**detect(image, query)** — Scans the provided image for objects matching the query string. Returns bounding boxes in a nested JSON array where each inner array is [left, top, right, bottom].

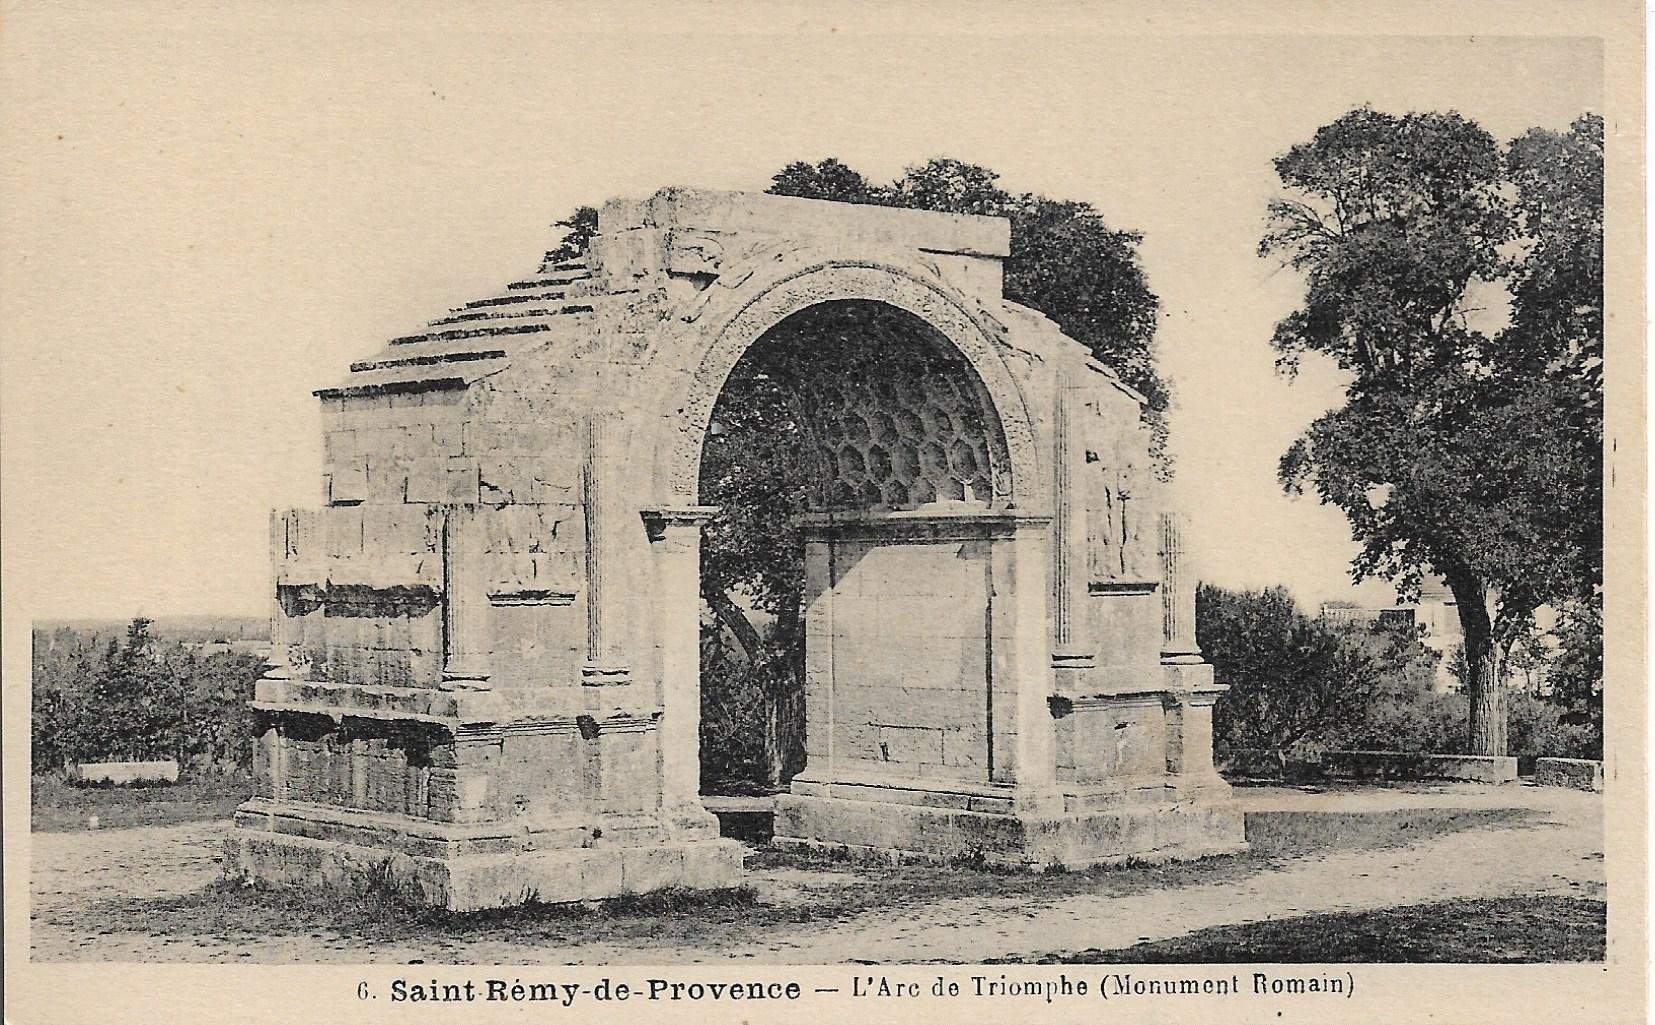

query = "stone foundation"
[[226, 801, 745, 912], [774, 777, 1245, 869]]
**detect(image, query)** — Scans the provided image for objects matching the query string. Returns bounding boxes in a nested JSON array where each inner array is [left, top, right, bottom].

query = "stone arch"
[[661, 259, 1044, 508]]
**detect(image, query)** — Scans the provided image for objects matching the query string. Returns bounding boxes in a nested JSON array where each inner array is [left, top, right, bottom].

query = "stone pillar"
[[643, 506, 721, 837], [581, 414, 632, 686], [799, 537, 835, 778], [1162, 672, 1228, 789], [991, 516, 1061, 812], [1159, 510, 1202, 663], [440, 503, 492, 690], [254, 719, 285, 802], [266, 509, 298, 679], [1050, 383, 1094, 676]]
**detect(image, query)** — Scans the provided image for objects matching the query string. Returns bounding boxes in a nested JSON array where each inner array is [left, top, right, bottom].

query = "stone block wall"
[[1083, 590, 1163, 691], [803, 535, 992, 784], [1323, 750, 1518, 784], [1053, 696, 1172, 784]]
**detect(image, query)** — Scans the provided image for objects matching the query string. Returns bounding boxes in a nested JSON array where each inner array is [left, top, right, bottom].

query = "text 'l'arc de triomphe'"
[[226, 188, 1247, 910]]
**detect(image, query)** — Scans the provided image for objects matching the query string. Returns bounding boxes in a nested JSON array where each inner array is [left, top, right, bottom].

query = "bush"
[[1200, 584, 1604, 764], [1199, 584, 1439, 755], [1507, 691, 1600, 763], [31, 619, 264, 777], [1341, 692, 1469, 755], [698, 627, 781, 793]]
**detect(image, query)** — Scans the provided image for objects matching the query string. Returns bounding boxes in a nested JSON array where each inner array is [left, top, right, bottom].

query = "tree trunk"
[[701, 585, 764, 662], [1443, 568, 1507, 756], [1465, 645, 1507, 756], [771, 586, 808, 787]]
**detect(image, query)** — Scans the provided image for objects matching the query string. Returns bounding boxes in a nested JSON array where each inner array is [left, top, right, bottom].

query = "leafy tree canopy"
[[1262, 108, 1603, 754], [1196, 583, 1438, 753], [768, 157, 1167, 457]]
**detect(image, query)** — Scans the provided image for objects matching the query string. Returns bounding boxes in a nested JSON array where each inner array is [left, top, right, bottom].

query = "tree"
[[31, 620, 264, 774], [768, 158, 1168, 459], [1548, 593, 1603, 753], [768, 157, 883, 204], [1504, 624, 1554, 694], [1262, 109, 1603, 755]]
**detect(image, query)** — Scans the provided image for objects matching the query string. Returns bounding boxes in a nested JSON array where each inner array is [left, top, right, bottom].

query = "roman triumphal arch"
[[227, 188, 1246, 910]]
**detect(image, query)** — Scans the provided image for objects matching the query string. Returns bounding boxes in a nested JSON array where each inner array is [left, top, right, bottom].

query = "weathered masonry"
[[226, 188, 1246, 910]]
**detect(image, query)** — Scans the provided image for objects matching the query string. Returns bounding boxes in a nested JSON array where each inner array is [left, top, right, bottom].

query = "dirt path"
[[29, 783, 1602, 964]]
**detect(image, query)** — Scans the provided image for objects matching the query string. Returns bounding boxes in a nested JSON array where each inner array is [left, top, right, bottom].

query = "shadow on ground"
[[41, 803, 1545, 960], [992, 895, 1606, 963], [1243, 804, 1558, 857]]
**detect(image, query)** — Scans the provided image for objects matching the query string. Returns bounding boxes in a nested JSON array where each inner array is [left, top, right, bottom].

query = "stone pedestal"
[[774, 777, 1243, 869], [226, 680, 744, 911]]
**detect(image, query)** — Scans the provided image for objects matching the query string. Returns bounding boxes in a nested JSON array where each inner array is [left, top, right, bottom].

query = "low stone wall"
[[1534, 757, 1603, 792], [75, 760, 180, 785], [1322, 750, 1517, 784], [1215, 750, 1328, 783]]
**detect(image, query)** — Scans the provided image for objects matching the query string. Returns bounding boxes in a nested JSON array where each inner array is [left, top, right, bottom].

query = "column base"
[[225, 801, 745, 912], [774, 777, 1246, 869]]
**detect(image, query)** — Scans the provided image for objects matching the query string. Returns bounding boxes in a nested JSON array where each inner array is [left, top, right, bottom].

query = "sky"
[[0, 5, 1603, 620]]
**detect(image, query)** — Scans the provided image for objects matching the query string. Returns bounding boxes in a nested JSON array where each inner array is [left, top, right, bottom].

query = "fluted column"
[[266, 509, 297, 679], [1159, 510, 1201, 663], [643, 506, 721, 837], [581, 414, 632, 686], [1050, 382, 1094, 675], [440, 503, 492, 690]]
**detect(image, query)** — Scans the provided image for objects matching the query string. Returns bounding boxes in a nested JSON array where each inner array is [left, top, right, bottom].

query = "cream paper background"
[[1, 1, 1644, 1022]]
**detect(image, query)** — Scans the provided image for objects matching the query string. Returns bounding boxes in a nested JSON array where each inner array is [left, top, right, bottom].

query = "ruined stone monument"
[[225, 187, 1246, 910]]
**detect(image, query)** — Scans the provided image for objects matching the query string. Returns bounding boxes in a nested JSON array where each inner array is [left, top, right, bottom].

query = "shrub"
[[1507, 691, 1600, 763], [1200, 584, 1604, 763], [1200, 584, 1438, 755], [698, 627, 780, 792], [31, 619, 263, 776], [1341, 692, 1469, 755]]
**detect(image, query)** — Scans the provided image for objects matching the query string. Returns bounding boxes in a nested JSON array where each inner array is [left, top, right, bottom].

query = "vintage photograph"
[[2, 3, 1640, 1023]]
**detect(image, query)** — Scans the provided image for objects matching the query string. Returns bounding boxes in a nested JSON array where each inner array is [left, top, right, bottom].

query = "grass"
[[1001, 896, 1605, 963], [37, 799, 1546, 962], [31, 775, 251, 833]]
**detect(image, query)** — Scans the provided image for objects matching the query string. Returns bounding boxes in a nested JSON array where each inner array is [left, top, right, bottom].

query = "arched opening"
[[694, 299, 1012, 798]]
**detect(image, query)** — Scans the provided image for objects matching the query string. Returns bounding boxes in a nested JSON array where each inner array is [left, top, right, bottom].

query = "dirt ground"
[[29, 781, 1603, 964]]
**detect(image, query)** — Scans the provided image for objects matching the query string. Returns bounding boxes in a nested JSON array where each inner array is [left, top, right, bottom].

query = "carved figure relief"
[[1083, 399, 1155, 584]]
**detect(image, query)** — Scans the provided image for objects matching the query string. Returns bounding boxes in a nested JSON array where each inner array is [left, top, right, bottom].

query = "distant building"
[[1320, 576, 1462, 693]]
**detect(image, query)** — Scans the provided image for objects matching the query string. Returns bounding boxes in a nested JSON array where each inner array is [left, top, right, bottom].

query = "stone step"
[[509, 269, 590, 291], [455, 288, 571, 312], [387, 309, 595, 347], [349, 348, 508, 374], [429, 301, 595, 328]]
